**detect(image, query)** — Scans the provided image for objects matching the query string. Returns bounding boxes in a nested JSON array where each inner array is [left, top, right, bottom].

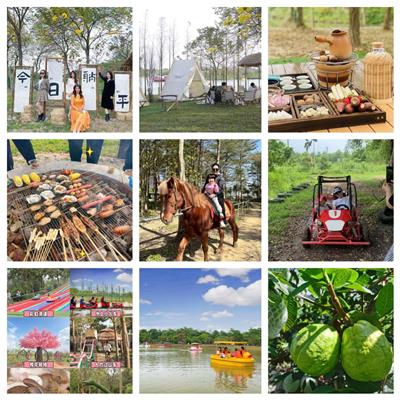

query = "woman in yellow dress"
[[70, 84, 90, 133]]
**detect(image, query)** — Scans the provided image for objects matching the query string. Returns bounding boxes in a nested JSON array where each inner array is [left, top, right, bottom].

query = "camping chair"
[[160, 95, 179, 112], [243, 90, 256, 105], [222, 90, 235, 104]]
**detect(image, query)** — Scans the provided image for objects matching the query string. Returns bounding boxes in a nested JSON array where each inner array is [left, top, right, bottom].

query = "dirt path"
[[140, 206, 261, 262], [269, 182, 393, 261]]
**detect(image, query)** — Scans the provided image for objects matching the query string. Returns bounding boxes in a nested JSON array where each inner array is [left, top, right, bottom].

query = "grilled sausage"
[[98, 210, 115, 219], [81, 195, 114, 210], [113, 225, 131, 235]]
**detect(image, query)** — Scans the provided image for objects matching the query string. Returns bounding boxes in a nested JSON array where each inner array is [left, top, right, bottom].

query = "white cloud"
[[113, 268, 124, 273], [200, 310, 234, 321], [197, 274, 219, 285], [140, 298, 152, 305], [145, 311, 184, 318], [215, 268, 253, 282], [7, 323, 18, 350], [116, 272, 132, 284], [202, 280, 261, 307], [58, 326, 70, 352]]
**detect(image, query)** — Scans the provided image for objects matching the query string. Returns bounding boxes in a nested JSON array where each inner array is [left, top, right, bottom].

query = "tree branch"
[[323, 270, 352, 325]]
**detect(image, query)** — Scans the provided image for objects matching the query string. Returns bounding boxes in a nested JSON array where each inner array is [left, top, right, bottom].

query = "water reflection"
[[210, 362, 254, 393], [140, 346, 261, 393]]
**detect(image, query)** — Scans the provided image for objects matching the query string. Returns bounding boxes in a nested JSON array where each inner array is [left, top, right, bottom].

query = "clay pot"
[[315, 30, 353, 60]]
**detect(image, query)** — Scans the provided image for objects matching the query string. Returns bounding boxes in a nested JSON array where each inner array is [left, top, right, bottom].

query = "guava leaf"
[[375, 283, 393, 316], [346, 282, 373, 294], [284, 295, 297, 331]]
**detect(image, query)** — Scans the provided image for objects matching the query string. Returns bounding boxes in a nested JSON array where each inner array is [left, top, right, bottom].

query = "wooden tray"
[[268, 90, 386, 132], [268, 96, 297, 126], [292, 93, 335, 120]]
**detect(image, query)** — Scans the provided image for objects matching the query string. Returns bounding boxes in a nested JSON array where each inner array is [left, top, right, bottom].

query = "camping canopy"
[[161, 59, 209, 101]]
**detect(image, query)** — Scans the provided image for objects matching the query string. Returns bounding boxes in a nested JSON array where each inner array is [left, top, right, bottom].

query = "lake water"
[[140, 345, 261, 393]]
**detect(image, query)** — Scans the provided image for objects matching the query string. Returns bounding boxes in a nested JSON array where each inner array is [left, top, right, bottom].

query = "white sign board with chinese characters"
[[47, 58, 65, 101], [13, 67, 32, 113], [80, 65, 97, 111], [114, 72, 131, 112]]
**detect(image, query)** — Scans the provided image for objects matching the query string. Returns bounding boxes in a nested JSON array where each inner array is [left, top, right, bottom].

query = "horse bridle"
[[171, 182, 192, 213]]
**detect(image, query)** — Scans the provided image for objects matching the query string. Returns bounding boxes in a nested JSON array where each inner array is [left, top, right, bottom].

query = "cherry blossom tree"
[[19, 327, 60, 362]]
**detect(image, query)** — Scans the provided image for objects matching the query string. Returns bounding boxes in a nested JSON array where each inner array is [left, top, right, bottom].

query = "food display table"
[[268, 62, 393, 132]]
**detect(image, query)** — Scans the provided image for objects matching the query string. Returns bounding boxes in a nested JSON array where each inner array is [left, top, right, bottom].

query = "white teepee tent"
[[161, 59, 209, 101]]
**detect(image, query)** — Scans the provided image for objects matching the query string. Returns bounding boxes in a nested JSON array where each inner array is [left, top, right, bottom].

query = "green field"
[[140, 102, 261, 132], [10, 139, 121, 157]]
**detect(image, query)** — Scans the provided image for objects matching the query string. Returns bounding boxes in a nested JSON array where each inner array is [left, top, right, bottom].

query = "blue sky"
[[70, 268, 132, 293], [140, 269, 261, 331], [281, 139, 350, 154], [8, 317, 70, 352]]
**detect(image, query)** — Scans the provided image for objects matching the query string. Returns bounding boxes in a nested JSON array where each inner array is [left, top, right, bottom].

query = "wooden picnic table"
[[269, 62, 393, 132]]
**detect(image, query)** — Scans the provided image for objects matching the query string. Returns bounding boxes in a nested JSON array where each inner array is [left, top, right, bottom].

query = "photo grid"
[[3, 1, 397, 399]]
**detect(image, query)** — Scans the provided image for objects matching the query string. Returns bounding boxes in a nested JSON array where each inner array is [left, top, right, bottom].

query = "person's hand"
[[382, 181, 393, 197]]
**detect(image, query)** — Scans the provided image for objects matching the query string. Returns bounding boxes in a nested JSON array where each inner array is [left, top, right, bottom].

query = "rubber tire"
[[379, 207, 393, 225], [302, 227, 311, 248]]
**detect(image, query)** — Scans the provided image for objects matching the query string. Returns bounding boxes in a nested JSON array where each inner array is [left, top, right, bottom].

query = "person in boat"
[[223, 347, 231, 357], [70, 296, 76, 307], [241, 346, 253, 359], [231, 348, 242, 358], [216, 347, 222, 355], [80, 297, 85, 308], [89, 297, 96, 305]]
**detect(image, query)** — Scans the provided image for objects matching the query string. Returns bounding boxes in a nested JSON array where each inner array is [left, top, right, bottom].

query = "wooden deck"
[[269, 62, 393, 132]]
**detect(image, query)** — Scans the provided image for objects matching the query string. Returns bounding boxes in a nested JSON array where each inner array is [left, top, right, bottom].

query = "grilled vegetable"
[[34, 212, 45, 222], [22, 175, 31, 185], [29, 172, 41, 182], [13, 176, 23, 188], [70, 173, 81, 181], [38, 217, 51, 226]]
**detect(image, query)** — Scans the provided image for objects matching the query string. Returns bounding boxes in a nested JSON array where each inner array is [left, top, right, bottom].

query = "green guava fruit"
[[342, 320, 393, 382], [290, 324, 340, 376], [268, 293, 288, 339]]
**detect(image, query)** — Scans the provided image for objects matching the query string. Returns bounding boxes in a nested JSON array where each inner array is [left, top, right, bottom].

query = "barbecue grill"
[[8, 161, 132, 262]]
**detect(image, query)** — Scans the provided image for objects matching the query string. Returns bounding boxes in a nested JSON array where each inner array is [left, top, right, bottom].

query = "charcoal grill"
[[8, 161, 132, 261]]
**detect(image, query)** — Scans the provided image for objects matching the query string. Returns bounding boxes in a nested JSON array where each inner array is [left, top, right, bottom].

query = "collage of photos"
[[4, 3, 397, 399], [7, 268, 133, 394]]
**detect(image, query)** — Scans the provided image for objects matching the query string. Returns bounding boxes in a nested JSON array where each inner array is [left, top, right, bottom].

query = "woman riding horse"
[[159, 176, 239, 261]]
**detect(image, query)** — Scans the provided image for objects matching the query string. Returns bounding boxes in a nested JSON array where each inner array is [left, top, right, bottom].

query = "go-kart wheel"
[[379, 207, 393, 224], [302, 227, 311, 248]]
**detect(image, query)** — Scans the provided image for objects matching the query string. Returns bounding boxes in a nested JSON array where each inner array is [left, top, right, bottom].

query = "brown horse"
[[158, 176, 239, 261]]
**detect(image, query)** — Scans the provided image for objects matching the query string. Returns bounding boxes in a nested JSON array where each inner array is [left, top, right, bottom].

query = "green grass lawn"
[[140, 102, 261, 132], [10, 139, 121, 158], [269, 171, 385, 238]]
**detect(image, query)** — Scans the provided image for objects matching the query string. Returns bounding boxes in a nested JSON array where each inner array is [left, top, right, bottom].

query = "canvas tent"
[[160, 59, 209, 111], [139, 87, 149, 107]]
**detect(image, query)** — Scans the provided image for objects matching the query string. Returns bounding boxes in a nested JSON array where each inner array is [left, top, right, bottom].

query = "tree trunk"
[[179, 140, 185, 180], [349, 8, 361, 47], [120, 313, 131, 368], [35, 347, 43, 362], [383, 8, 392, 30], [290, 8, 296, 22], [296, 8, 305, 28], [216, 140, 221, 164], [112, 318, 120, 361]]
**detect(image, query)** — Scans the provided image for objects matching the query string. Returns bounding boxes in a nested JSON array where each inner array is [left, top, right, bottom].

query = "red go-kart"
[[303, 176, 370, 247]]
